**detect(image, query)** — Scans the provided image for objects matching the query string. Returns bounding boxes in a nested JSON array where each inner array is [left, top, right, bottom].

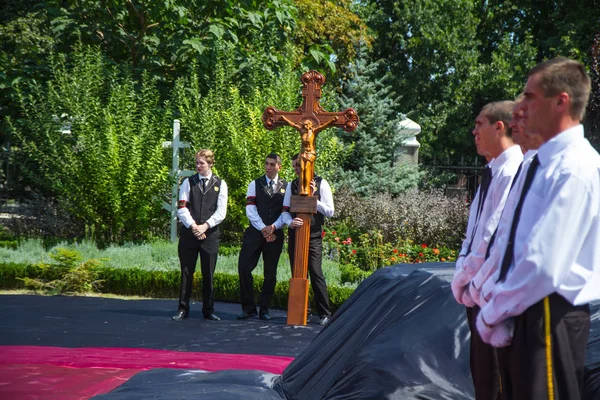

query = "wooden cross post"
[[262, 70, 359, 325]]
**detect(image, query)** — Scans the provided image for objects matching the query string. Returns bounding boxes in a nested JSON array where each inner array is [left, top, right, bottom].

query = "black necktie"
[[202, 178, 207, 191], [485, 162, 524, 260], [497, 155, 540, 282], [466, 166, 493, 255], [269, 179, 274, 193]]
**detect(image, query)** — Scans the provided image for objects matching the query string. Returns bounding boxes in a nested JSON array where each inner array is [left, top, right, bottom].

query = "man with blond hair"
[[173, 149, 228, 322]]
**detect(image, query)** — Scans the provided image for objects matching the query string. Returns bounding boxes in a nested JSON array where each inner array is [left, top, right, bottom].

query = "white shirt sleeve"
[[317, 178, 335, 218], [462, 172, 515, 278], [281, 182, 293, 227], [245, 181, 266, 231], [205, 180, 228, 228], [456, 191, 480, 269], [176, 178, 195, 228]]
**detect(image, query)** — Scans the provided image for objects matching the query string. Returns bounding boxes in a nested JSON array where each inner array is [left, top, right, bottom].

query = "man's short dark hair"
[[266, 153, 282, 165], [481, 100, 515, 137]]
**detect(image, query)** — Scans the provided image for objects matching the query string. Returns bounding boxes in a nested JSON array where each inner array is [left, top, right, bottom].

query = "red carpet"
[[0, 346, 294, 400]]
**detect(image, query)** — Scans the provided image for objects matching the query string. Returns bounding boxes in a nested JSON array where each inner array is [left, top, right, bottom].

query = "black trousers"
[[177, 232, 220, 317], [238, 227, 284, 315], [466, 306, 501, 400], [497, 293, 590, 400], [288, 228, 331, 318]]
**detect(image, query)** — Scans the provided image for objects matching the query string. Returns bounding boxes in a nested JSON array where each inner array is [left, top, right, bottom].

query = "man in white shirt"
[[451, 100, 523, 400], [237, 153, 288, 321], [477, 57, 598, 400], [282, 154, 335, 325], [173, 149, 228, 322], [470, 99, 544, 308]]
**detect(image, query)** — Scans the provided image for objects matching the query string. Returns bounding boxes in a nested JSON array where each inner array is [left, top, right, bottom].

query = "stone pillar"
[[395, 118, 421, 165]]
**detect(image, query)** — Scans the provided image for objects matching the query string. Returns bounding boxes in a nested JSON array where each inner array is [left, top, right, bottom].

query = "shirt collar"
[[200, 172, 212, 180], [488, 145, 522, 175], [523, 149, 538, 161], [537, 124, 584, 167], [266, 175, 278, 185]]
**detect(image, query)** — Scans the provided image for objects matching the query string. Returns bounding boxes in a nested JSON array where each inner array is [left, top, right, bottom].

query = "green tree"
[[9, 45, 172, 244], [292, 0, 372, 77], [336, 40, 422, 196]]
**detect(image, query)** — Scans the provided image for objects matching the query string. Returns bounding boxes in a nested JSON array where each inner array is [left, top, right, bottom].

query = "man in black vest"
[[282, 154, 334, 325], [172, 149, 228, 322], [237, 153, 287, 320]]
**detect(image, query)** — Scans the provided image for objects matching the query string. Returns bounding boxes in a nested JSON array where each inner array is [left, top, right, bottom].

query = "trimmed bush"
[[1, 262, 351, 313]]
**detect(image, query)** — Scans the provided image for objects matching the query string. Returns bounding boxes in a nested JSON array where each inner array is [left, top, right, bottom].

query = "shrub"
[[333, 187, 468, 249], [18, 248, 103, 295], [0, 225, 17, 249]]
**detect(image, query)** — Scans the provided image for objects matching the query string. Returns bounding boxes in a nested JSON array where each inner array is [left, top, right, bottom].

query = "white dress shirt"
[[481, 125, 600, 326], [475, 150, 538, 300], [281, 177, 334, 226], [245, 175, 285, 231], [459, 145, 523, 280], [177, 173, 228, 228]]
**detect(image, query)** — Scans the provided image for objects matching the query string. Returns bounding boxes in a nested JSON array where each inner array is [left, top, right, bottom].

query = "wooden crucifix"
[[262, 70, 359, 325]]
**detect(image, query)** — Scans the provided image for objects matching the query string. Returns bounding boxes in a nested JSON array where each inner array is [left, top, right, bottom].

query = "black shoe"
[[171, 311, 187, 321], [319, 316, 330, 326], [259, 313, 272, 321], [237, 311, 257, 320], [204, 313, 221, 321]]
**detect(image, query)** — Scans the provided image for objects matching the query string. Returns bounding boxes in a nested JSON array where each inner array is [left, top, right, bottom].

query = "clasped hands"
[[261, 224, 277, 243], [191, 222, 208, 240]]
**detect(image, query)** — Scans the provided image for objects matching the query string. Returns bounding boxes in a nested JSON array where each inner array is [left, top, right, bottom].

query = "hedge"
[[0, 262, 354, 313]]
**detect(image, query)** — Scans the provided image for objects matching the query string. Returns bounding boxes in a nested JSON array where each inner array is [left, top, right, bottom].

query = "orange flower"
[[433, 248, 440, 255], [441, 257, 446, 262], [390, 257, 397, 262]]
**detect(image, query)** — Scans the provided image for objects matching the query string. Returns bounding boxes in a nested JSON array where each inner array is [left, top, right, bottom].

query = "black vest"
[[181, 174, 222, 241], [290, 176, 325, 228], [255, 175, 287, 226]]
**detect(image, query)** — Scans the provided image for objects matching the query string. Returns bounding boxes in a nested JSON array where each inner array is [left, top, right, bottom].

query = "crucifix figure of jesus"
[[262, 70, 359, 195], [262, 70, 358, 326], [279, 116, 338, 195]]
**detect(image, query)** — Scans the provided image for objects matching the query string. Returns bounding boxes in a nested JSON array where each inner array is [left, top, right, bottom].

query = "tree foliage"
[[336, 40, 422, 196], [9, 45, 172, 244], [292, 0, 371, 77], [359, 0, 597, 164]]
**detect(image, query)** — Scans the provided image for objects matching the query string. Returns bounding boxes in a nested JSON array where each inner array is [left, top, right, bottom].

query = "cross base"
[[286, 195, 317, 325]]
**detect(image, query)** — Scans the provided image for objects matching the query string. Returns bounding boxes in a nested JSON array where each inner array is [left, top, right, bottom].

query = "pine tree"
[[336, 40, 422, 197]]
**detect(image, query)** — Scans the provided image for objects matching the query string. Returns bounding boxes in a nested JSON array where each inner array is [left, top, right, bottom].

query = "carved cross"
[[262, 70, 359, 134], [262, 70, 359, 195]]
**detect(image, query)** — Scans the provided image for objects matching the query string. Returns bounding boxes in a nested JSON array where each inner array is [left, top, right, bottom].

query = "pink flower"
[[335, 237, 340, 242], [346, 238, 352, 244]]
